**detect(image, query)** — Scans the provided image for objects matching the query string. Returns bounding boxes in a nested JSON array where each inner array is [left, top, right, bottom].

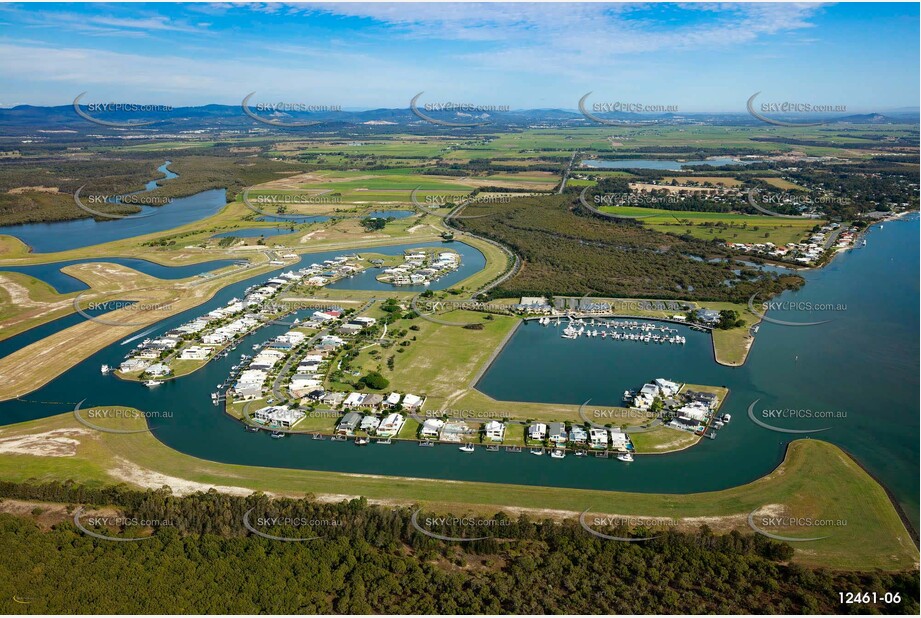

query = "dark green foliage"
[[454, 194, 803, 303], [0, 482, 916, 614], [359, 371, 389, 390]]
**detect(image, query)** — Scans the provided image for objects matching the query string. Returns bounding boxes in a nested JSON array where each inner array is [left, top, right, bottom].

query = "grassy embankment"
[[0, 410, 914, 572]]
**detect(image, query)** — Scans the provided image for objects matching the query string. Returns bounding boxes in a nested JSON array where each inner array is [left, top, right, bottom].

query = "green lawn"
[[0, 411, 914, 571]]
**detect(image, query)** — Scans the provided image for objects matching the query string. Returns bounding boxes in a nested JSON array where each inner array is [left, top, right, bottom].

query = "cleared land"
[[0, 411, 914, 571], [597, 205, 822, 245]]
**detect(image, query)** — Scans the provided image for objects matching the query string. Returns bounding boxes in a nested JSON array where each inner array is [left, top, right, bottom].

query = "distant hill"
[[0, 103, 915, 138]]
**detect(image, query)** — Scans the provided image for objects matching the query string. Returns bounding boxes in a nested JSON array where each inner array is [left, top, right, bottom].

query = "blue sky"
[[0, 2, 918, 111]]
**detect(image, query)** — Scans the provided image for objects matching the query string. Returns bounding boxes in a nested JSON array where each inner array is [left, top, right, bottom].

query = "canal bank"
[[0, 215, 917, 533]]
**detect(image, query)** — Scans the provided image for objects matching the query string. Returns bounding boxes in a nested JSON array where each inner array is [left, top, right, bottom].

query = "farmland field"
[[598, 205, 822, 244]]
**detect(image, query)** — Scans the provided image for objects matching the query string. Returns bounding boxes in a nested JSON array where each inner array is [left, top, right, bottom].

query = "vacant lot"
[[598, 205, 822, 245]]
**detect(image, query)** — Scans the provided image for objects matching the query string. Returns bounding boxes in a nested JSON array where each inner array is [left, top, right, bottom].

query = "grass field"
[[0, 410, 914, 571], [598, 205, 822, 245]]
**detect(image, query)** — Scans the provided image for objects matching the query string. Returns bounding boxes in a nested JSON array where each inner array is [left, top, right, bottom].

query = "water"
[[479, 214, 920, 526], [582, 158, 755, 170], [325, 240, 485, 292], [0, 257, 241, 293], [0, 161, 228, 253], [0, 217, 915, 529]]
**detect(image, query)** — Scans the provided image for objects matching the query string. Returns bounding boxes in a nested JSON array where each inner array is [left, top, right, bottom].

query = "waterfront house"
[[528, 423, 548, 441], [654, 378, 681, 397], [483, 421, 505, 442], [377, 413, 405, 438], [440, 421, 471, 443], [360, 415, 381, 433], [685, 390, 718, 409], [548, 422, 568, 445], [570, 426, 588, 444], [695, 308, 720, 325], [253, 405, 305, 429], [589, 428, 609, 449], [420, 418, 445, 439], [609, 430, 628, 451], [179, 346, 212, 361], [119, 358, 150, 373], [233, 386, 263, 401], [336, 411, 362, 436], [514, 296, 552, 314], [145, 363, 171, 377]]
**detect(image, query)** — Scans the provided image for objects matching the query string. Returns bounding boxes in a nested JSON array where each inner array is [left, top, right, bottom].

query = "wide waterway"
[[0, 257, 241, 294], [479, 213, 919, 526], [0, 215, 916, 530], [0, 162, 230, 253]]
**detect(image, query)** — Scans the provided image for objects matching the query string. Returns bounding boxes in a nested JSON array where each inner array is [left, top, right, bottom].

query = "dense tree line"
[[0, 480, 917, 614], [454, 194, 803, 302]]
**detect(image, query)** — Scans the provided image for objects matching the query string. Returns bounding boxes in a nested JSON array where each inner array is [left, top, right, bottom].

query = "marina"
[[0, 215, 917, 526]]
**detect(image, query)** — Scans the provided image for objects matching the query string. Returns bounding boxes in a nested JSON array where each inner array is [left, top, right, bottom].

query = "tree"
[[359, 371, 389, 390]]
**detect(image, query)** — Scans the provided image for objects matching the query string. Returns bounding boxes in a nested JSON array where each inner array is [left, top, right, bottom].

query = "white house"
[[483, 421, 505, 442], [377, 413, 405, 437], [383, 392, 402, 408], [570, 426, 588, 444], [179, 346, 212, 361], [145, 363, 171, 377], [343, 392, 368, 409], [420, 418, 445, 439], [528, 423, 547, 441], [589, 428, 609, 449], [253, 405, 305, 429], [609, 430, 629, 450], [360, 415, 381, 432], [654, 378, 681, 397], [401, 393, 424, 410]]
